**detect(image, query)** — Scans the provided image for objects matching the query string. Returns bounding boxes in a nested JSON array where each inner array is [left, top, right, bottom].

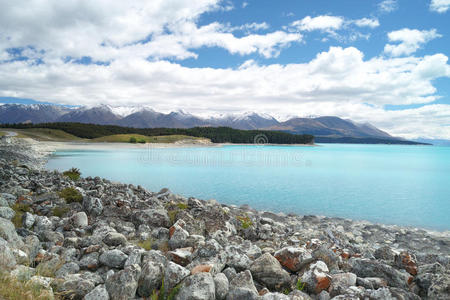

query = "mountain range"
[[0, 103, 406, 142]]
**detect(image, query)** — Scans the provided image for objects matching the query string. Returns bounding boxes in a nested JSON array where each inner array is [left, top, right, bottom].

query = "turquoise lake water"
[[46, 144, 450, 230]]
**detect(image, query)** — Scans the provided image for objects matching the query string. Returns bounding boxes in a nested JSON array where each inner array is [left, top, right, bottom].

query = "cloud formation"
[[384, 28, 442, 57], [0, 1, 449, 139], [430, 0, 450, 13], [378, 0, 398, 13]]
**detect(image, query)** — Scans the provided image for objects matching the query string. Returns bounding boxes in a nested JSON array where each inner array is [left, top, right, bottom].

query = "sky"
[[0, 0, 450, 139]]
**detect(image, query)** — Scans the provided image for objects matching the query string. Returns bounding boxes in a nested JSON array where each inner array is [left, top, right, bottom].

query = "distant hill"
[[0, 103, 424, 144]]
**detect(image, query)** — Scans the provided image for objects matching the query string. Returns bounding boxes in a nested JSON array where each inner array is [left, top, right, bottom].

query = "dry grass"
[[134, 238, 154, 251], [0, 272, 55, 300]]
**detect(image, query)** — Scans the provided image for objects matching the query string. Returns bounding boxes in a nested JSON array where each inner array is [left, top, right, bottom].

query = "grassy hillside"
[[0, 128, 83, 141], [0, 131, 5, 137], [3, 123, 314, 144], [91, 134, 206, 143]]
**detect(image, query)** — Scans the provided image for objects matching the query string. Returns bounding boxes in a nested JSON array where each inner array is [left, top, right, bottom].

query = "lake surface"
[[46, 144, 450, 230]]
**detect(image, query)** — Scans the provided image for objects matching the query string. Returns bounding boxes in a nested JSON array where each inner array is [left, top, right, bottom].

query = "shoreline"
[[20, 137, 450, 234], [1, 136, 449, 299]]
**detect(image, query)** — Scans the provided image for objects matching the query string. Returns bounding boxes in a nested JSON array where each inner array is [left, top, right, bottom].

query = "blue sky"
[[0, 0, 450, 139]]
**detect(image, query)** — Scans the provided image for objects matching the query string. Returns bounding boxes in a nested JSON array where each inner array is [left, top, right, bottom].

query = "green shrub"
[[137, 139, 146, 144], [237, 214, 253, 229], [62, 167, 81, 181], [59, 187, 83, 203], [52, 206, 70, 218], [129, 137, 137, 143], [11, 203, 31, 228]]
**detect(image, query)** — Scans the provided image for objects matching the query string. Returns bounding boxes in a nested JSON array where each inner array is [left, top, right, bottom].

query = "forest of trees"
[[2, 122, 315, 144]]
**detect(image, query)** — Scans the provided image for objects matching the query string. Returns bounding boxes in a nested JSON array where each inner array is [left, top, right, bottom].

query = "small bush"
[[176, 202, 188, 210], [11, 203, 31, 228], [62, 167, 81, 181], [137, 139, 146, 144], [59, 187, 83, 203], [137, 238, 154, 251], [237, 214, 253, 229], [52, 206, 70, 218], [129, 137, 137, 143]]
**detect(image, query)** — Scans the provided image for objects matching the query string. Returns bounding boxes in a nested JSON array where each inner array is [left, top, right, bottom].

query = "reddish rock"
[[168, 247, 193, 266], [191, 264, 212, 275], [85, 244, 101, 254], [274, 247, 313, 272], [395, 252, 418, 276], [315, 275, 331, 294]]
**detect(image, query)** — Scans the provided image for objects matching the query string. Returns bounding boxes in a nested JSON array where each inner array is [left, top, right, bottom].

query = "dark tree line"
[[2, 122, 315, 144]]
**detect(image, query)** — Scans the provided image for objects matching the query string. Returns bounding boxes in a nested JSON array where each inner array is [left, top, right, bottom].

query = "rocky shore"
[[0, 136, 449, 300]]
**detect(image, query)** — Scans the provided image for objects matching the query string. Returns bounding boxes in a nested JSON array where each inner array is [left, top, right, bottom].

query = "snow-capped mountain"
[[57, 104, 121, 125], [0, 103, 397, 140], [0, 103, 70, 124]]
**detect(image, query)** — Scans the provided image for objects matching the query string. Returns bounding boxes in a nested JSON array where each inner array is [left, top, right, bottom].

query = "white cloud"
[[1, 46, 450, 138], [242, 1, 248, 8], [378, 0, 398, 13], [0, 0, 297, 62], [384, 29, 442, 57], [290, 16, 344, 32], [430, 0, 450, 13], [232, 22, 270, 32], [353, 18, 380, 28]]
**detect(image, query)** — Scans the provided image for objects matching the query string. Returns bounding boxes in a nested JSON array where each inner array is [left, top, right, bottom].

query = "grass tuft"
[[62, 168, 81, 181], [136, 238, 154, 251], [52, 206, 70, 218], [11, 203, 31, 228], [0, 272, 54, 300], [59, 187, 83, 204]]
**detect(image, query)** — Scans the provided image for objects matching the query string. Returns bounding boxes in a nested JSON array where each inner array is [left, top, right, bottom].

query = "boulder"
[[0, 217, 24, 248], [103, 232, 127, 246], [226, 270, 259, 300], [99, 249, 128, 269], [84, 284, 110, 300], [79, 252, 100, 270], [0, 238, 17, 269], [328, 272, 357, 297], [133, 209, 170, 228], [169, 223, 189, 250], [54, 274, 96, 300], [350, 258, 410, 289], [0, 207, 15, 220], [301, 261, 332, 295], [394, 251, 418, 276], [83, 196, 103, 216], [164, 261, 190, 293], [428, 273, 450, 299], [249, 253, 291, 290], [214, 273, 229, 300], [105, 264, 141, 300], [71, 212, 88, 228], [22, 212, 35, 229], [175, 272, 215, 300], [274, 247, 313, 272], [137, 258, 165, 297], [55, 262, 80, 278]]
